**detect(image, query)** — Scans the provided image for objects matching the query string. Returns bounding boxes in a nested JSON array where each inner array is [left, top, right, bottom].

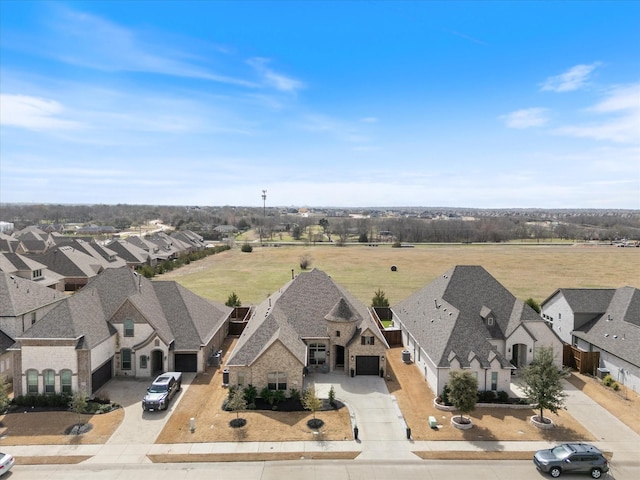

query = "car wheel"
[[550, 467, 562, 478], [591, 468, 602, 479]]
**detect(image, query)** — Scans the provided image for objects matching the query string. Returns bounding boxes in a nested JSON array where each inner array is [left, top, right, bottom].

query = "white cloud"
[[0, 94, 83, 131], [500, 108, 549, 129], [540, 63, 600, 92], [32, 7, 258, 87], [247, 57, 304, 93], [553, 83, 640, 144]]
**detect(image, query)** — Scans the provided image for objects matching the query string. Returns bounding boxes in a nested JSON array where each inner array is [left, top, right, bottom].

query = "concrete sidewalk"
[[5, 374, 640, 477]]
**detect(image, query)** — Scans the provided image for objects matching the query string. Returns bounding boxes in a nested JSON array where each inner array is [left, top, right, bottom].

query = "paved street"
[[4, 373, 640, 479]]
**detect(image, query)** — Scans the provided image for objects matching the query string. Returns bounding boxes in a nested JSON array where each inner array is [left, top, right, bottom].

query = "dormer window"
[[32, 269, 43, 280], [487, 316, 494, 326]]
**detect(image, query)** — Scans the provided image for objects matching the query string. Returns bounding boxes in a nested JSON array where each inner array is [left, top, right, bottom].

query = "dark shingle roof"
[[17, 267, 230, 353], [393, 265, 545, 369], [572, 286, 640, 367], [227, 268, 385, 366], [0, 271, 65, 317], [543, 288, 615, 313]]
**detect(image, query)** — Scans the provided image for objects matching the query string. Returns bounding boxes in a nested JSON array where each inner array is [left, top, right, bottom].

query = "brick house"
[[392, 265, 563, 396], [225, 268, 388, 393], [11, 266, 232, 396]]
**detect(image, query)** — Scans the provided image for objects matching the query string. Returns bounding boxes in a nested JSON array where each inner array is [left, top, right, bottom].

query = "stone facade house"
[[226, 268, 388, 393], [392, 265, 563, 396], [0, 272, 66, 382], [11, 266, 232, 396], [541, 286, 640, 392]]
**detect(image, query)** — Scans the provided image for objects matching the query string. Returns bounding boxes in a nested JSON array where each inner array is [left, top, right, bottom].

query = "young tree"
[[525, 297, 541, 313], [0, 377, 10, 413], [302, 385, 322, 420], [69, 389, 88, 414], [371, 289, 390, 307], [225, 292, 241, 307], [522, 346, 568, 423], [448, 370, 478, 423], [227, 387, 247, 419], [299, 254, 312, 270]]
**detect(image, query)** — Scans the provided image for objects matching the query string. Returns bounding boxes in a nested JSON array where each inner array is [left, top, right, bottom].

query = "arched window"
[[61, 369, 73, 394], [43, 369, 56, 394], [121, 349, 132, 370], [26, 369, 39, 394], [124, 319, 134, 337]]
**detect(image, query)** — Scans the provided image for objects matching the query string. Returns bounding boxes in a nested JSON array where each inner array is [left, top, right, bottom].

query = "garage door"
[[174, 353, 198, 372], [92, 358, 113, 393], [355, 356, 379, 375]]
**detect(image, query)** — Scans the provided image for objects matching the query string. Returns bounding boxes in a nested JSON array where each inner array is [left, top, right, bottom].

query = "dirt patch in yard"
[[156, 339, 353, 443], [385, 347, 595, 442], [0, 408, 124, 446]]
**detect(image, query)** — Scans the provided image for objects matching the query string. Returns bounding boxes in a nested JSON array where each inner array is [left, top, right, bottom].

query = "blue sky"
[[1, 1, 639, 208]]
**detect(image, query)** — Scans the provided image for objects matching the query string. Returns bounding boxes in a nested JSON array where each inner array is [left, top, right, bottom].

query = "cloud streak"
[[0, 94, 83, 131], [540, 63, 600, 92], [500, 108, 549, 129]]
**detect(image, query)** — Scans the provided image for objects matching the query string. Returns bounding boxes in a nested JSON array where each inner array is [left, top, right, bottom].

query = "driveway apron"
[[310, 372, 414, 459]]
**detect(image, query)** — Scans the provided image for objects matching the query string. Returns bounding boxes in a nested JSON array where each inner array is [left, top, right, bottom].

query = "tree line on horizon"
[[2, 203, 639, 244]]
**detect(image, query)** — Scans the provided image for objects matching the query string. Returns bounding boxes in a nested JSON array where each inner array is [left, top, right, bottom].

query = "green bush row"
[[139, 244, 230, 278]]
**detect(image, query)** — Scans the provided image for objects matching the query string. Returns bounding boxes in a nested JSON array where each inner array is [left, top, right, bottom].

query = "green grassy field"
[[159, 243, 640, 307]]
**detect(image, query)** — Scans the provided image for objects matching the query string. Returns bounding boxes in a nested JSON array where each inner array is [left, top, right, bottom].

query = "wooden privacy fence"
[[563, 344, 600, 375]]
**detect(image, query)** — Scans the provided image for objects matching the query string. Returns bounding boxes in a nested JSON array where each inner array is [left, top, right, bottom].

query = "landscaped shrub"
[[243, 384, 258, 405], [496, 390, 509, 403], [603, 374, 613, 387], [328, 386, 336, 408], [439, 384, 452, 405], [241, 243, 253, 253], [612, 382, 620, 391], [12, 393, 71, 408], [289, 388, 301, 403], [477, 390, 497, 403]]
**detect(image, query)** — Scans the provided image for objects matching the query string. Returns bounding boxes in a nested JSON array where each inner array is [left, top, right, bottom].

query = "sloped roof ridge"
[[325, 297, 361, 323]]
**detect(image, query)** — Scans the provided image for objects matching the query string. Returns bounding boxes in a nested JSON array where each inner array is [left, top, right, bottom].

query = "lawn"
[[160, 243, 639, 306]]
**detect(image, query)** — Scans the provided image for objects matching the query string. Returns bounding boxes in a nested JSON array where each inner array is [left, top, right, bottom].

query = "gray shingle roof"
[[572, 286, 640, 367], [0, 271, 65, 317], [227, 268, 385, 367], [543, 288, 615, 313], [17, 267, 231, 353], [392, 265, 544, 369]]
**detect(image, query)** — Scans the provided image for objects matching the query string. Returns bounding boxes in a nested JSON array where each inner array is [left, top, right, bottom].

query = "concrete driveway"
[[310, 372, 413, 460], [93, 373, 195, 445]]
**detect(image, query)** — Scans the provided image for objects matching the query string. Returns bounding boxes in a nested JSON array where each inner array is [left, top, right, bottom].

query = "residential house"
[[11, 266, 232, 396], [51, 238, 127, 269], [392, 265, 563, 396], [0, 252, 65, 290], [541, 286, 640, 392], [226, 268, 388, 393], [105, 239, 153, 268], [0, 233, 25, 254], [171, 230, 207, 252], [0, 272, 66, 382], [13, 227, 55, 254], [28, 245, 107, 291]]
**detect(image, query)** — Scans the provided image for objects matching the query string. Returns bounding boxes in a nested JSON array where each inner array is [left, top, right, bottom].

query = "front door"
[[335, 345, 345, 369]]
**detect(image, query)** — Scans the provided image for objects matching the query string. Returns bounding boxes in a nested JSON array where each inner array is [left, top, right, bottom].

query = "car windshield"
[[551, 445, 572, 459], [148, 384, 168, 393]]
